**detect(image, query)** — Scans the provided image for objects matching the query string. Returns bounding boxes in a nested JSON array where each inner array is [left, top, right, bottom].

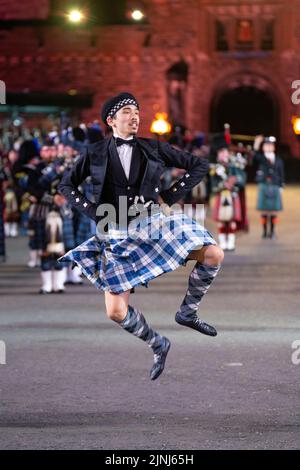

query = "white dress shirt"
[[113, 133, 133, 180], [265, 152, 275, 165]]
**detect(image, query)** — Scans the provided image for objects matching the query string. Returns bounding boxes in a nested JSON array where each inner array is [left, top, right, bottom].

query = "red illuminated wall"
[[0, 0, 49, 19], [0, 0, 300, 156]]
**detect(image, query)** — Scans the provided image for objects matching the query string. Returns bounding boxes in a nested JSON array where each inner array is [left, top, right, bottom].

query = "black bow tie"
[[115, 137, 136, 147]]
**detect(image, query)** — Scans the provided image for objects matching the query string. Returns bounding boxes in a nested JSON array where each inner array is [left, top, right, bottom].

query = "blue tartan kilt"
[[58, 210, 216, 294], [75, 213, 95, 246], [62, 213, 95, 252], [28, 218, 47, 250], [257, 183, 283, 212], [62, 217, 75, 252]]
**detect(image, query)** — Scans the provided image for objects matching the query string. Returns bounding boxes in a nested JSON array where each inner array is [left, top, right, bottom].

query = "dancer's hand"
[[54, 194, 66, 206], [158, 196, 171, 216]]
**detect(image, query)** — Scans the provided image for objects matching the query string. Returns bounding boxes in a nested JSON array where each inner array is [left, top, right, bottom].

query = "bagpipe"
[[40, 153, 81, 216]]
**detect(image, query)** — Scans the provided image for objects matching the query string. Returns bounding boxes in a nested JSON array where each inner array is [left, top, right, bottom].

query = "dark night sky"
[[90, 0, 128, 24]]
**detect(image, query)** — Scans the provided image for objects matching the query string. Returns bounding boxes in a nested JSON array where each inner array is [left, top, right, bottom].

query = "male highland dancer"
[[253, 135, 284, 239], [58, 93, 224, 380]]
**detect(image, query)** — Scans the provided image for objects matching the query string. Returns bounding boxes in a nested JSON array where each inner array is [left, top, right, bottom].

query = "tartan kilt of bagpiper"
[[58, 209, 216, 294], [62, 216, 76, 252], [257, 183, 283, 212], [62, 212, 95, 252], [75, 212, 95, 246], [28, 203, 81, 253], [27, 203, 48, 250]]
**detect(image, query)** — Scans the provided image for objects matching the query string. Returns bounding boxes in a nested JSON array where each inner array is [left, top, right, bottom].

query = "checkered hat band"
[[108, 98, 139, 118]]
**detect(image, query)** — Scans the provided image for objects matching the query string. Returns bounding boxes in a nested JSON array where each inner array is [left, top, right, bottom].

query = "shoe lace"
[[153, 353, 160, 363], [153, 339, 167, 363]]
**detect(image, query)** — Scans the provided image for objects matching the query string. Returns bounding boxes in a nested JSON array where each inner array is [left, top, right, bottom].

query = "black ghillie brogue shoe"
[[150, 337, 171, 381], [175, 313, 217, 337]]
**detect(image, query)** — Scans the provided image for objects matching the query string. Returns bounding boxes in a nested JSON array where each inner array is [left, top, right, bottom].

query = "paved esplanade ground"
[[0, 185, 300, 450]]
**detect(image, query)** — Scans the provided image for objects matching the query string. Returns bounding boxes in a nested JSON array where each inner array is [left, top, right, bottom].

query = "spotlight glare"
[[68, 9, 84, 23], [131, 10, 144, 21], [68, 89, 78, 96], [292, 117, 300, 135]]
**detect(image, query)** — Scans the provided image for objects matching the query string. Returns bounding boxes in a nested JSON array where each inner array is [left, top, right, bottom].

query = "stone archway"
[[210, 73, 280, 138]]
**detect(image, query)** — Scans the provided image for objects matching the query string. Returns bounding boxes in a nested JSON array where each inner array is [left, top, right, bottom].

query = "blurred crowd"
[[0, 122, 229, 241], [0, 120, 283, 293]]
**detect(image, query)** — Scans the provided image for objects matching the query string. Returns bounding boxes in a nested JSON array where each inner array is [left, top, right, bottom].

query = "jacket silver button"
[[185, 173, 190, 178], [127, 186, 131, 190], [83, 202, 88, 208], [75, 197, 80, 202], [155, 187, 159, 192], [71, 191, 75, 195]]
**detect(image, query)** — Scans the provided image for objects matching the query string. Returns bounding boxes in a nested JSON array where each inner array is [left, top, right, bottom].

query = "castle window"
[[236, 19, 254, 50], [261, 19, 274, 50], [216, 20, 229, 51]]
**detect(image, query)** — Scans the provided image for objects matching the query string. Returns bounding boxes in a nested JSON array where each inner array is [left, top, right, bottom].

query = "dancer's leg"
[[105, 290, 170, 380], [176, 245, 224, 336]]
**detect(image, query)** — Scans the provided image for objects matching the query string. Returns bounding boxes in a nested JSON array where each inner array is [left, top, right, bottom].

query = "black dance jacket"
[[58, 137, 208, 221]]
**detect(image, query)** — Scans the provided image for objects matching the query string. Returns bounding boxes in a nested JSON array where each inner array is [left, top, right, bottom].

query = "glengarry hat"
[[101, 92, 139, 124], [263, 136, 276, 143]]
